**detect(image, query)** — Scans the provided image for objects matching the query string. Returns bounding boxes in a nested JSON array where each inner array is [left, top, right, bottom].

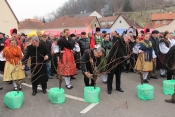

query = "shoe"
[[103, 81, 107, 84], [19, 87, 22, 91], [42, 89, 47, 94], [143, 80, 149, 83], [48, 76, 53, 79], [116, 88, 124, 92], [66, 85, 73, 89], [125, 71, 129, 73], [0, 87, 3, 90], [160, 75, 166, 78], [165, 99, 175, 104], [14, 87, 17, 91], [150, 76, 158, 79], [107, 90, 112, 94], [71, 76, 76, 79], [32, 91, 37, 96]]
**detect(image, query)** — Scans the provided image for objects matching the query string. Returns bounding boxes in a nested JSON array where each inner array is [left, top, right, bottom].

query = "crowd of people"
[[0, 26, 175, 104]]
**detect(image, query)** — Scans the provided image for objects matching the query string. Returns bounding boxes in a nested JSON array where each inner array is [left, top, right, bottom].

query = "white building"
[[0, 0, 18, 36]]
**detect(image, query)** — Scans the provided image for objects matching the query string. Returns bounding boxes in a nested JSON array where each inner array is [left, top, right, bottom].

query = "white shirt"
[[169, 38, 175, 48], [159, 42, 170, 54], [73, 42, 80, 52]]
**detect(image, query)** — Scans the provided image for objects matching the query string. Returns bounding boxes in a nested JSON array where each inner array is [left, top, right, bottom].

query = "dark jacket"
[[106, 37, 125, 73], [80, 49, 101, 74], [149, 35, 160, 55], [22, 44, 50, 85], [0, 38, 5, 51], [40, 39, 52, 60], [77, 38, 90, 54]]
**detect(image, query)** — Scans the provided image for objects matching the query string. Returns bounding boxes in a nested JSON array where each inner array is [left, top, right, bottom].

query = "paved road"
[[0, 71, 174, 117]]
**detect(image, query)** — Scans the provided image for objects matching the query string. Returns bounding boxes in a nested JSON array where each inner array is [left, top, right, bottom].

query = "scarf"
[[3, 46, 22, 65], [140, 40, 153, 61]]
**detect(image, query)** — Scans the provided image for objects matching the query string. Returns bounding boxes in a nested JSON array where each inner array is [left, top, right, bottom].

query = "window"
[[156, 20, 160, 24], [120, 20, 122, 23], [163, 20, 166, 24]]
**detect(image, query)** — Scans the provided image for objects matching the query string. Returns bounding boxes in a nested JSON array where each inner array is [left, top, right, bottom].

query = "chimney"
[[84, 11, 86, 13], [169, 11, 172, 15]]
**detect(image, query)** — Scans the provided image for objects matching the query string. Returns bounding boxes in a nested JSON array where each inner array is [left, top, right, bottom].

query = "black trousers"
[[84, 73, 94, 86], [74, 53, 80, 69], [51, 54, 58, 74], [0, 61, 5, 71], [32, 83, 47, 91], [107, 65, 122, 91], [167, 71, 174, 80]]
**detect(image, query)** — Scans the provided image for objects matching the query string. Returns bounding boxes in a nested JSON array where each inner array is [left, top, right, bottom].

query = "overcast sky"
[[7, 0, 68, 21]]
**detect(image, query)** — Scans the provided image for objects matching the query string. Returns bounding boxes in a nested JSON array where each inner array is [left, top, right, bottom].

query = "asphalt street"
[[0, 70, 174, 117]]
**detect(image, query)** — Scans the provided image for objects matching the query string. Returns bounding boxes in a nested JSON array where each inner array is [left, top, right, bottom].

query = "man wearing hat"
[[4, 28, 21, 48], [95, 27, 103, 48], [101, 30, 107, 38], [40, 34, 52, 79], [77, 32, 90, 55], [149, 30, 160, 79]]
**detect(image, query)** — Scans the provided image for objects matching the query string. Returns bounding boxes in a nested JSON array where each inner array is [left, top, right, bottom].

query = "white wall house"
[[0, 0, 18, 36], [155, 19, 175, 32]]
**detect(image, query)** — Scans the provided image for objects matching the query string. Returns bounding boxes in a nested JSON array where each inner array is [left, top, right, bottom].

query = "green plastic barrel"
[[136, 84, 154, 100], [163, 80, 175, 95], [84, 86, 101, 103], [48, 88, 65, 104], [4, 91, 24, 109]]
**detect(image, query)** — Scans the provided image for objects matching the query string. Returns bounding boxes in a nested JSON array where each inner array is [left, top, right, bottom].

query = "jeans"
[[46, 61, 51, 77]]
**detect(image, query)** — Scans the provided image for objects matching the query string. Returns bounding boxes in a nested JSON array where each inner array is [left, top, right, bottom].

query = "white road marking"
[[0, 74, 99, 114], [80, 103, 99, 114], [22, 83, 85, 102]]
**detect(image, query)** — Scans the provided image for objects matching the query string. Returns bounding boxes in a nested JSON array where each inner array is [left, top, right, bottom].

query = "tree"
[[122, 0, 133, 12], [42, 17, 46, 23]]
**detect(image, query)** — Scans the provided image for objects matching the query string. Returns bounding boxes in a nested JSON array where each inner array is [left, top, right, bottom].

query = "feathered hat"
[[10, 28, 17, 36]]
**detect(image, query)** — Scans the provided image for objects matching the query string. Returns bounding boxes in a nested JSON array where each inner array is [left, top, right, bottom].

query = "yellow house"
[[0, 0, 18, 36]]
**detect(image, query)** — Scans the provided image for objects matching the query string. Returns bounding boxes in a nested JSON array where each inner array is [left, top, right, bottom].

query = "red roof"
[[42, 16, 96, 28], [44, 31, 60, 36], [152, 13, 175, 20], [18, 19, 44, 29]]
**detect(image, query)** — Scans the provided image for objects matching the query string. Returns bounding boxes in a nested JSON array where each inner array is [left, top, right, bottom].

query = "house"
[[74, 11, 102, 18], [42, 16, 100, 35], [98, 16, 118, 28], [99, 14, 142, 34], [0, 0, 19, 36], [144, 12, 175, 32], [18, 19, 44, 34], [18, 16, 100, 36]]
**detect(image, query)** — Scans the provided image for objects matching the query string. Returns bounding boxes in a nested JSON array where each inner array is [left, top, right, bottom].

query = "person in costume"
[[77, 32, 90, 55], [95, 27, 103, 48], [22, 36, 50, 96], [4, 28, 21, 48], [80, 47, 105, 86], [149, 30, 160, 79], [3, 39, 25, 91], [106, 34, 132, 94], [134, 33, 157, 83], [88, 32, 95, 49], [0, 32, 5, 73], [98, 34, 112, 84], [57, 29, 76, 89], [159, 31, 171, 78]]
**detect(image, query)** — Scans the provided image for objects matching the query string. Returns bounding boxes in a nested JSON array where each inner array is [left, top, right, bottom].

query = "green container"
[[4, 91, 24, 109], [163, 80, 175, 95], [84, 86, 101, 103], [136, 84, 154, 100], [48, 88, 65, 104]]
